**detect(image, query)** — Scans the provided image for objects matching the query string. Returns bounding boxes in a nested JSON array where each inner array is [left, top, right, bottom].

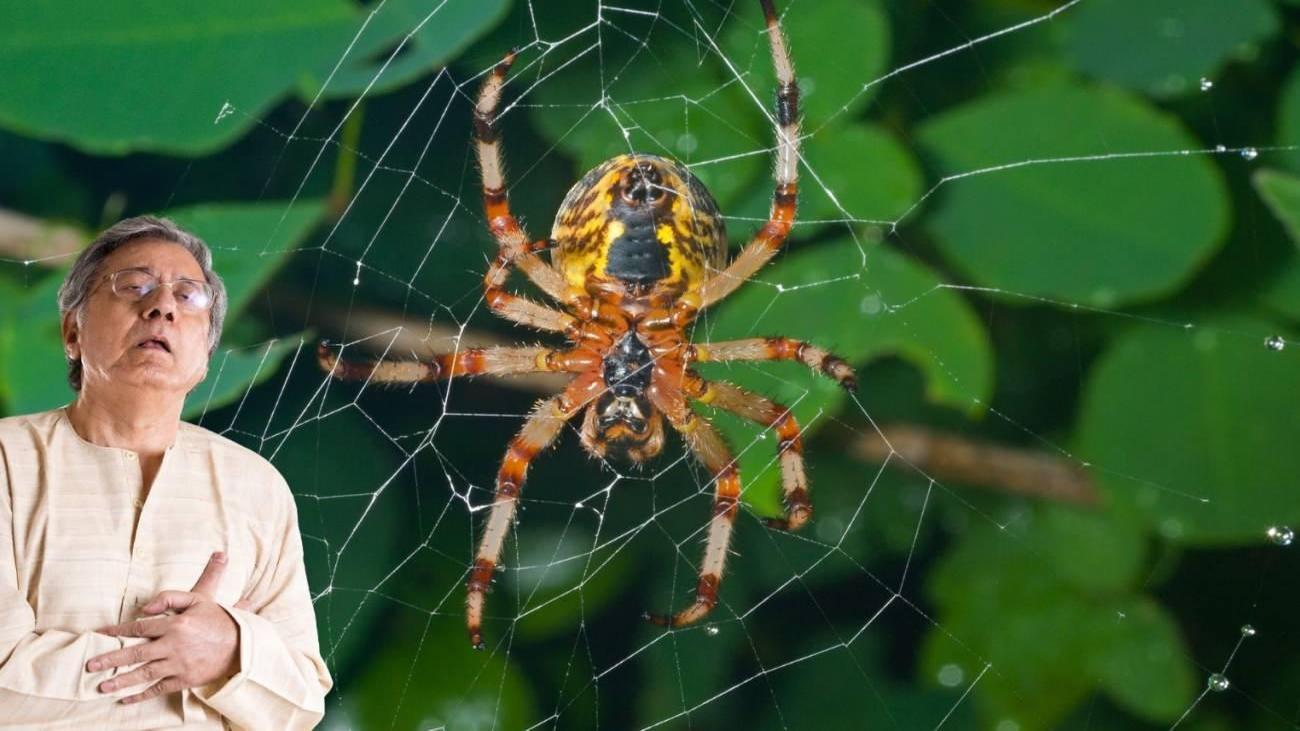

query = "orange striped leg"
[[697, 0, 800, 309], [317, 342, 596, 383], [687, 373, 811, 531], [475, 53, 580, 312], [645, 410, 741, 629], [690, 337, 856, 391], [466, 393, 579, 648]]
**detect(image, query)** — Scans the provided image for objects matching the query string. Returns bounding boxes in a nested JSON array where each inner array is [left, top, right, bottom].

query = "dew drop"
[[1199, 77, 1214, 92], [1266, 525, 1294, 546], [704, 624, 720, 637], [352, 277, 360, 286], [1241, 147, 1259, 161], [1207, 673, 1230, 692], [1214, 144, 1227, 153], [1241, 624, 1257, 638], [937, 663, 964, 688], [1265, 335, 1285, 352]]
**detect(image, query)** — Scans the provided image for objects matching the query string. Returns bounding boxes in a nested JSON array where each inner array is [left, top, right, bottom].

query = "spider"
[[319, 0, 854, 649]]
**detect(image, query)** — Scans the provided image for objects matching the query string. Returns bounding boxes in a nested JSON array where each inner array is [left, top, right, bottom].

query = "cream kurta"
[[0, 408, 331, 729]]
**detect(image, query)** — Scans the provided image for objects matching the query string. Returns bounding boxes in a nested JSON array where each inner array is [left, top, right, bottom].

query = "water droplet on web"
[[936, 663, 964, 687], [1241, 624, 1257, 637], [1266, 525, 1294, 546], [1265, 335, 1285, 351], [1241, 148, 1259, 161], [1215, 144, 1227, 153], [1207, 673, 1230, 692], [1199, 77, 1214, 92], [704, 624, 720, 637], [859, 292, 883, 315]]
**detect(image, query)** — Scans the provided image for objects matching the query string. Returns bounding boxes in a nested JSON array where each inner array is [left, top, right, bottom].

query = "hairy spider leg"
[[644, 402, 743, 629], [466, 373, 601, 648], [690, 337, 857, 392], [686, 372, 811, 531], [474, 52, 585, 335], [697, 0, 801, 310], [316, 342, 598, 383]]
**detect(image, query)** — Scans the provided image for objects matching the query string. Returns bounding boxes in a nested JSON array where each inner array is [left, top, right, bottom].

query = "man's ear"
[[61, 311, 80, 361]]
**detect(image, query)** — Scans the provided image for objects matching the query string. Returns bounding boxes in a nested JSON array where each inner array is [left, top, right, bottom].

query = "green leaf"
[[1075, 317, 1300, 543], [1089, 597, 1197, 722], [720, 0, 891, 125], [0, 1, 355, 154], [917, 84, 1230, 307], [345, 610, 537, 730], [183, 336, 305, 420], [301, 0, 510, 100], [697, 236, 992, 516], [1034, 504, 1145, 594], [1253, 169, 1300, 320], [1059, 0, 1278, 98], [726, 121, 923, 242], [0, 275, 68, 415], [1277, 64, 1300, 174], [165, 200, 325, 319], [0, 1, 509, 155], [529, 30, 767, 207], [921, 514, 1194, 729]]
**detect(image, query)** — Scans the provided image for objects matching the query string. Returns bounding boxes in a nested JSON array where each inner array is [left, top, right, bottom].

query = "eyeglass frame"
[[97, 267, 216, 312]]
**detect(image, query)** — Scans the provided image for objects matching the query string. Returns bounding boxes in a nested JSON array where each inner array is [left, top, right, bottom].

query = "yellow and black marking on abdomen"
[[551, 154, 726, 293]]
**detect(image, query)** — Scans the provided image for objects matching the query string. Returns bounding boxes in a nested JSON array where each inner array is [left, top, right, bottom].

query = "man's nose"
[[142, 286, 177, 322]]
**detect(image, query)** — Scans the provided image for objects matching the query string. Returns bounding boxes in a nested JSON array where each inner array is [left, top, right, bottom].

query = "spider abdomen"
[[551, 154, 726, 294]]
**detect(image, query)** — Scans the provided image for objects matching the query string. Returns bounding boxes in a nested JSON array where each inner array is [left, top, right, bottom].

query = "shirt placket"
[[116, 449, 154, 622]]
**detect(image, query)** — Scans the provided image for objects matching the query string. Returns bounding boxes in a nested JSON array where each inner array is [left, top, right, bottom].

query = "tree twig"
[[0, 208, 86, 266], [850, 424, 1099, 506]]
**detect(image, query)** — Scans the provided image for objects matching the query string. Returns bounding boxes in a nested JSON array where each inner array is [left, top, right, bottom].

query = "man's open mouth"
[[137, 337, 171, 353]]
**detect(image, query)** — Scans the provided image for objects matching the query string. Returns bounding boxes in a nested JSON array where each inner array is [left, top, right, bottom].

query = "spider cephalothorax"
[[320, 0, 856, 649]]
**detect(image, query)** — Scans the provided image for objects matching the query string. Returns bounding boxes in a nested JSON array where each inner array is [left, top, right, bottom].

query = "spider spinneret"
[[319, 0, 856, 649]]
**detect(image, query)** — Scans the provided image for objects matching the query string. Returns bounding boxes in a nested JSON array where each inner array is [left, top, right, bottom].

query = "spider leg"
[[317, 342, 597, 383], [696, 0, 800, 310], [475, 52, 584, 334], [644, 406, 742, 629], [465, 374, 597, 648], [691, 337, 856, 391], [686, 371, 811, 531]]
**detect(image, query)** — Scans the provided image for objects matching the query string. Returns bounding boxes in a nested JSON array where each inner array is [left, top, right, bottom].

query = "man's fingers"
[[140, 590, 201, 615], [99, 615, 170, 639], [189, 551, 228, 597], [121, 675, 188, 705], [98, 659, 175, 694], [86, 640, 164, 673]]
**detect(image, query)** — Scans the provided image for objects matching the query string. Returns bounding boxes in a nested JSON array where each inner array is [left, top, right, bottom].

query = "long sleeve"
[[192, 478, 331, 730], [0, 455, 143, 725]]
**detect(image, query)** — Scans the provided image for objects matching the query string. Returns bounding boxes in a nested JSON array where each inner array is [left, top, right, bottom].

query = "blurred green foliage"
[[2, 0, 1299, 729]]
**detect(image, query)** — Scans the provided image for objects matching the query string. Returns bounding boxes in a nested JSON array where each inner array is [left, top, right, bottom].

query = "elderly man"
[[0, 216, 331, 728]]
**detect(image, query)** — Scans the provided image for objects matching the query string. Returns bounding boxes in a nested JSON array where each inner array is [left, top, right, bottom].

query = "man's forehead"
[[104, 238, 205, 277]]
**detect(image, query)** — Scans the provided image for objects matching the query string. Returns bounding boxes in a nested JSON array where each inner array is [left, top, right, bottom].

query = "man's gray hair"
[[57, 215, 228, 390]]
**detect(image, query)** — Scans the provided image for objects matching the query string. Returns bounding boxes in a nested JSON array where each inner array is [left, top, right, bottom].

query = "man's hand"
[[87, 551, 251, 704]]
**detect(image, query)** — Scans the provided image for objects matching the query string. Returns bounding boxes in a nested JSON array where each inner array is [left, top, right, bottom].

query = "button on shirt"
[[0, 408, 331, 729]]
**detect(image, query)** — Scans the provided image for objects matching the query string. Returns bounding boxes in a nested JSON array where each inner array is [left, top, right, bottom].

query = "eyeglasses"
[[107, 268, 214, 312]]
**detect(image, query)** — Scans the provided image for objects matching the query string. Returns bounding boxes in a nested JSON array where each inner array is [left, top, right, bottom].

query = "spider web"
[[31, 0, 1300, 728]]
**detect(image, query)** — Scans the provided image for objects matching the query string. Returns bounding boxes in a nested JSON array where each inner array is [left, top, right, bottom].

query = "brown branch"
[[850, 424, 1099, 506], [0, 209, 87, 266]]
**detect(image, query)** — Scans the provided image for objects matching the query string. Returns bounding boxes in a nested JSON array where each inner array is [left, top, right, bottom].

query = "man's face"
[[63, 239, 213, 397]]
